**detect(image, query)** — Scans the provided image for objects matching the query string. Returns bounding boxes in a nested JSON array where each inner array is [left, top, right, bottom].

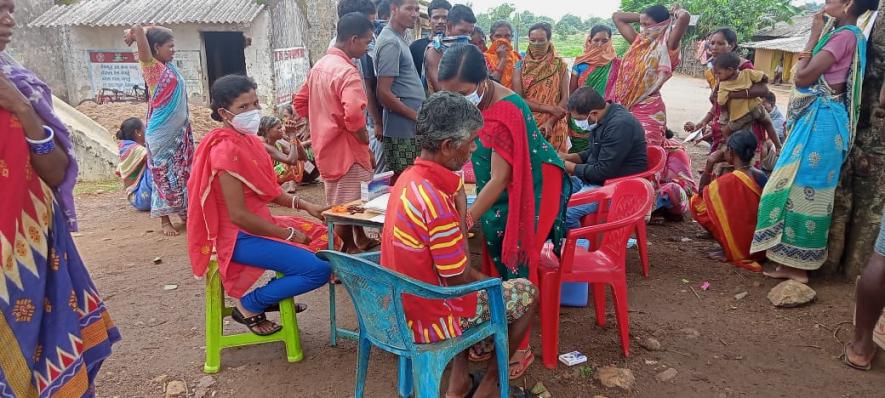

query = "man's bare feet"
[[444, 371, 473, 398], [161, 216, 179, 236], [471, 372, 500, 398], [763, 264, 809, 284]]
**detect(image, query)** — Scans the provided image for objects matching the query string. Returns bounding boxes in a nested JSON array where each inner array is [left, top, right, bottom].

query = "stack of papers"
[[364, 193, 390, 214]]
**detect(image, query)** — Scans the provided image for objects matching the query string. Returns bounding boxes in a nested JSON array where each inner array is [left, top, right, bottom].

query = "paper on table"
[[364, 193, 390, 213], [369, 214, 386, 224]]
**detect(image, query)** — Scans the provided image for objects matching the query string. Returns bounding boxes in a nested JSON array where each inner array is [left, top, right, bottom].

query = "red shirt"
[[293, 47, 371, 181], [380, 159, 477, 343]]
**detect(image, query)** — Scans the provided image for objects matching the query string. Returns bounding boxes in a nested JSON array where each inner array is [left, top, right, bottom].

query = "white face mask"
[[574, 118, 597, 132], [464, 88, 482, 106], [229, 109, 262, 135]]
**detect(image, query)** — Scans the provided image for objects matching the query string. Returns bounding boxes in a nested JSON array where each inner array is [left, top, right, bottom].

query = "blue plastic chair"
[[317, 251, 510, 398]]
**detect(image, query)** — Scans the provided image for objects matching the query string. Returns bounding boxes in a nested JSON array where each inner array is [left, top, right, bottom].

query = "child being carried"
[[697, 52, 782, 190]]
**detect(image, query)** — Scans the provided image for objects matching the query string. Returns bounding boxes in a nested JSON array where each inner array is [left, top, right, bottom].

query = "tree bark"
[[823, 6, 885, 278]]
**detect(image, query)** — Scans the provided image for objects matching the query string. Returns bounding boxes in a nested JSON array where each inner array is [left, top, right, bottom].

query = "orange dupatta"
[[690, 170, 764, 272], [521, 43, 569, 152], [485, 39, 521, 87]]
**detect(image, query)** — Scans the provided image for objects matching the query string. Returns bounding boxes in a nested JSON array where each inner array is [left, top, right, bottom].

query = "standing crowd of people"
[[2, 0, 885, 395]]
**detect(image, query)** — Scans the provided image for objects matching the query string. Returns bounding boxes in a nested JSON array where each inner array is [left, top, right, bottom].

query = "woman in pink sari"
[[610, 5, 690, 147]]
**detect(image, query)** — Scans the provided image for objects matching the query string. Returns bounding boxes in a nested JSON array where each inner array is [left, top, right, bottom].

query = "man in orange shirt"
[[294, 13, 375, 253]]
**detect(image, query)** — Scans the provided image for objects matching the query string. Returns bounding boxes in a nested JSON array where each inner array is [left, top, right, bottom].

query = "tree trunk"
[[823, 6, 885, 278]]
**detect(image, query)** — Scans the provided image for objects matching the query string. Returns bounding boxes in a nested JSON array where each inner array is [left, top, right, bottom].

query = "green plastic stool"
[[203, 259, 304, 373]]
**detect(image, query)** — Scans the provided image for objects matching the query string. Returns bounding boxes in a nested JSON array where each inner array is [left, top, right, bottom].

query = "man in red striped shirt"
[[380, 92, 537, 397]]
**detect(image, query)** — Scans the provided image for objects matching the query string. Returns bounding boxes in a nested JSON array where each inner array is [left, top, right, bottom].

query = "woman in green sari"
[[440, 43, 571, 379], [752, 2, 876, 283], [567, 25, 621, 153]]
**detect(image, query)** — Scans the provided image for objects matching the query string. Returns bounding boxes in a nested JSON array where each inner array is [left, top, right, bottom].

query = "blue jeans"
[[566, 176, 601, 230], [232, 232, 331, 313]]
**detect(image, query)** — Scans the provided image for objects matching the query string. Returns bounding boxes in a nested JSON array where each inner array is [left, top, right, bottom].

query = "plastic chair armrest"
[[567, 189, 609, 207], [354, 251, 381, 263]]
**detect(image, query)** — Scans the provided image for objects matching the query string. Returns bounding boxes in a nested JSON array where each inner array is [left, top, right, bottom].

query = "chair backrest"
[[647, 146, 667, 178], [317, 251, 417, 354], [531, 163, 566, 283], [598, 179, 654, 263], [604, 145, 668, 185]]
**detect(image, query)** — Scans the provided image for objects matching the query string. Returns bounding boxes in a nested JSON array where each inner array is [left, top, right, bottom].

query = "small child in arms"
[[697, 52, 782, 189]]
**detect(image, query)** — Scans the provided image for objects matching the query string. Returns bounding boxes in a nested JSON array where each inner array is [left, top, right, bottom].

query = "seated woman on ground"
[[187, 75, 341, 336], [277, 103, 320, 184], [691, 130, 767, 272], [116, 117, 153, 212], [258, 115, 307, 191]]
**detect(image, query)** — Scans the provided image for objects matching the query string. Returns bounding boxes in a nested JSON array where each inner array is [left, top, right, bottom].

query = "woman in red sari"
[[187, 75, 339, 336], [691, 131, 768, 271]]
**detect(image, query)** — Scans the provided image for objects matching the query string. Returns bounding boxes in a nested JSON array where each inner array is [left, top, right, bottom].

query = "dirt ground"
[[76, 101, 217, 141], [73, 74, 885, 397]]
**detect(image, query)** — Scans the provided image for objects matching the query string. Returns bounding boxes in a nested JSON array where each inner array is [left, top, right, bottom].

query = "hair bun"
[[210, 110, 223, 122]]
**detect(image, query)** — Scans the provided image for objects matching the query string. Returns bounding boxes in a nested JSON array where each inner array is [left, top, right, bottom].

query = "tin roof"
[[752, 15, 813, 40], [742, 36, 808, 53], [30, 0, 265, 27]]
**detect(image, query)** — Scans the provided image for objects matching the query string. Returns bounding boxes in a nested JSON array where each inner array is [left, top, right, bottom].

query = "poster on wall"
[[272, 47, 309, 106], [87, 51, 145, 99], [171, 50, 205, 100], [88, 49, 205, 103]]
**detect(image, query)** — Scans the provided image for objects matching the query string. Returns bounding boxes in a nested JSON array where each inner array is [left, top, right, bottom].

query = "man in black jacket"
[[560, 87, 648, 229]]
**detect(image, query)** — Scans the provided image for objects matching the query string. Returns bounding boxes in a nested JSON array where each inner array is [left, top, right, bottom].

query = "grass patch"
[[74, 179, 122, 195]]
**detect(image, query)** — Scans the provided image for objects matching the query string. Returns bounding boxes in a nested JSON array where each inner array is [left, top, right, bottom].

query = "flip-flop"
[[508, 348, 534, 380], [841, 343, 875, 371]]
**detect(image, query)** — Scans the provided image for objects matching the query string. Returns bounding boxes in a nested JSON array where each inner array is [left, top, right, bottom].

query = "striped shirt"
[[380, 159, 477, 343]]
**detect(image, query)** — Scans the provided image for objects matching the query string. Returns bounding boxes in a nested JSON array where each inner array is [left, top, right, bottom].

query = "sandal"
[[508, 348, 534, 380], [841, 342, 875, 371], [231, 307, 282, 336], [468, 341, 493, 362]]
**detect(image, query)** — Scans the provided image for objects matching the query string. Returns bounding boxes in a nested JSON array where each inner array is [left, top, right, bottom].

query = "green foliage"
[[618, 0, 801, 42]]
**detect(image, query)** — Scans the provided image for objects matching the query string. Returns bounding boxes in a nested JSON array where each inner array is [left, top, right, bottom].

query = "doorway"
[[202, 32, 247, 89]]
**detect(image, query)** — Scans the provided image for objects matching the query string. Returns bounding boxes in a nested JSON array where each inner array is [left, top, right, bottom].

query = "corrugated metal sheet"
[[753, 15, 812, 40], [30, 0, 264, 27], [743, 36, 808, 53]]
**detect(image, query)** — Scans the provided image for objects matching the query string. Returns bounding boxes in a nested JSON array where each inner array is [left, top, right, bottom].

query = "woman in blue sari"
[[0, 1, 119, 394], [116, 117, 152, 211], [125, 24, 194, 236], [752, 1, 877, 283]]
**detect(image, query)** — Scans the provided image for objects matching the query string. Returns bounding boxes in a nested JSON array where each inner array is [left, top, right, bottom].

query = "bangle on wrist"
[[285, 226, 297, 242], [27, 126, 56, 155], [290, 195, 300, 210]]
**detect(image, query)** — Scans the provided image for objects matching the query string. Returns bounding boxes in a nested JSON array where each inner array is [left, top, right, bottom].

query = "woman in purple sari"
[[0, 1, 119, 395]]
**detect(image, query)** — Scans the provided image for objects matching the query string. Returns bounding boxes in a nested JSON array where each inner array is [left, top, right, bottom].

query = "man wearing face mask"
[[294, 13, 375, 253], [560, 87, 648, 229]]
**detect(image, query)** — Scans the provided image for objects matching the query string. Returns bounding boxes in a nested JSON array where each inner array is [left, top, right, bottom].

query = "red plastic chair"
[[602, 146, 667, 277], [481, 164, 564, 351], [539, 179, 654, 368]]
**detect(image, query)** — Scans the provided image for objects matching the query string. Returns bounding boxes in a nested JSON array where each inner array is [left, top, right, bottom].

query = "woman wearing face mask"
[[124, 24, 194, 237], [513, 22, 570, 153], [187, 75, 341, 336], [753, 0, 878, 284], [440, 44, 571, 377], [610, 5, 691, 147], [485, 20, 521, 88], [568, 24, 621, 153]]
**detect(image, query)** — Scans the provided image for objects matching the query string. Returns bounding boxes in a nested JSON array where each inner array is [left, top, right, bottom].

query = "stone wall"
[[7, 0, 71, 101]]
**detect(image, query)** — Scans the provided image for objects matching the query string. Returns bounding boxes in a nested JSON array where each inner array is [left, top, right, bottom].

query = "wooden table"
[[322, 200, 384, 345], [322, 183, 476, 346]]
